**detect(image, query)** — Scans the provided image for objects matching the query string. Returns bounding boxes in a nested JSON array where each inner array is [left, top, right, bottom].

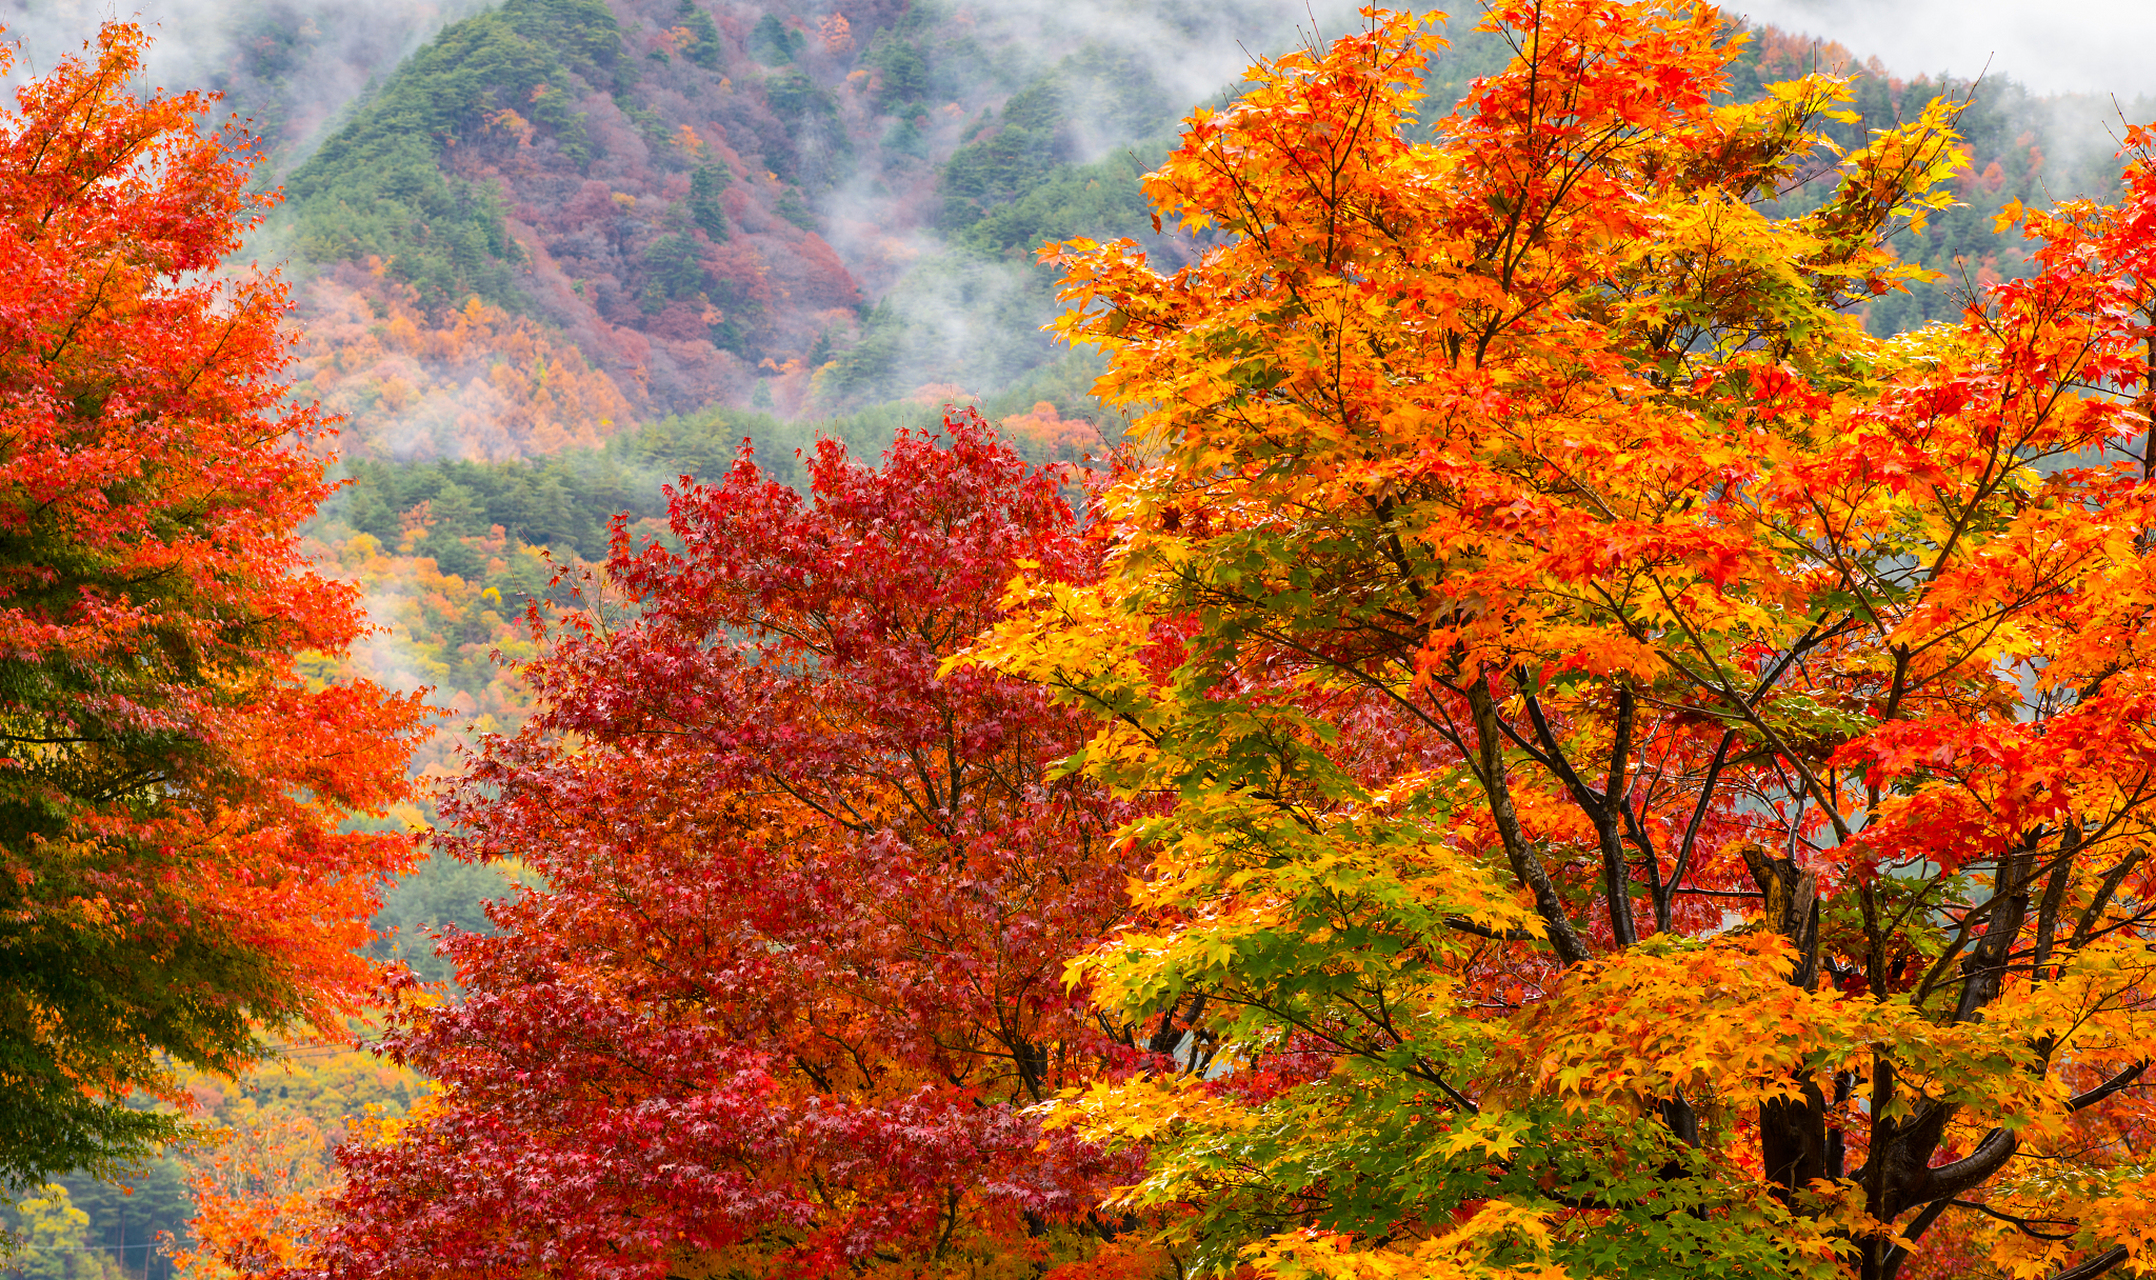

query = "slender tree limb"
[[1466, 677, 1591, 965], [2050, 1246, 2129, 1280], [2068, 1061, 2148, 1111]]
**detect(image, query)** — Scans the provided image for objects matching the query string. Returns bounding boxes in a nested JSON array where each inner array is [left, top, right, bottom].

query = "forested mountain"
[[254, 0, 1383, 459]]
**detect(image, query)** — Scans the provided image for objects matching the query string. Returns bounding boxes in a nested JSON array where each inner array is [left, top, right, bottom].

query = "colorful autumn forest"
[[9, 0, 2156, 1278]]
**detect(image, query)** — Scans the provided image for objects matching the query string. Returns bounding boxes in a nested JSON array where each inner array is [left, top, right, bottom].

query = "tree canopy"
[[0, 23, 424, 1185], [967, 4, 2156, 1278], [301, 414, 1153, 1280]]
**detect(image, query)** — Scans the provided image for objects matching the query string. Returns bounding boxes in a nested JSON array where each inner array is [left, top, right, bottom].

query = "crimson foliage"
[[315, 413, 1142, 1280]]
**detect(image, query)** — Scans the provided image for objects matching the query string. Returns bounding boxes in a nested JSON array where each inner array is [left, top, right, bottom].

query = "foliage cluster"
[[0, 22, 422, 1188], [0, 1182, 129, 1280], [967, 6, 2156, 1278], [294, 414, 1155, 1280], [289, 272, 637, 462], [3, 1044, 436, 1280], [170, 1043, 430, 1280], [1717, 29, 2156, 336], [298, 357, 1117, 789]]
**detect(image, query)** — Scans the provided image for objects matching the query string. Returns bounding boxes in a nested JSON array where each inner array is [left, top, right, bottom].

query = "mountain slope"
[[269, 0, 1401, 461]]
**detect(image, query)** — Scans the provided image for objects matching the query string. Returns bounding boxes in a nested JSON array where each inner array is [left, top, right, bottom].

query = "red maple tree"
[[309, 413, 1151, 1280]]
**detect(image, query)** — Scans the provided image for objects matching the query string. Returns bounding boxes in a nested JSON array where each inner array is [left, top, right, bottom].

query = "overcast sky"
[[1734, 0, 2156, 100], [7, 1, 2152, 119]]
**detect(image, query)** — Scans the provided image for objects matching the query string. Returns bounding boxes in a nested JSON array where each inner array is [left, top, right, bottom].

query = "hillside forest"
[[8, 0, 2156, 1277]]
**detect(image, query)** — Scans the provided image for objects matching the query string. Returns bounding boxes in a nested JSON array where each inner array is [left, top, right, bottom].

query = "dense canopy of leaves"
[[968, 4, 2156, 1279], [306, 415, 1150, 1280], [0, 24, 424, 1183]]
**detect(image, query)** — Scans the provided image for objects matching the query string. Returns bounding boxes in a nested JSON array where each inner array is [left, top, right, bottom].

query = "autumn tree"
[[970, 5, 2156, 1278], [0, 24, 425, 1184], [304, 414, 1151, 1280]]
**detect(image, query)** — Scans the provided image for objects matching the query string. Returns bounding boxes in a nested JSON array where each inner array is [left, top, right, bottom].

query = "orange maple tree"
[[968, 4, 2156, 1278], [0, 23, 425, 1183]]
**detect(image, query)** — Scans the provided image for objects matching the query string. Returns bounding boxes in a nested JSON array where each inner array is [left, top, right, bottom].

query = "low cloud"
[[1735, 0, 2156, 100], [2, 0, 486, 170]]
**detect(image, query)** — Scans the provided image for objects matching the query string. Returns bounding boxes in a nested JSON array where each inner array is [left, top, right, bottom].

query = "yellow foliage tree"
[[969, 5, 2156, 1278]]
